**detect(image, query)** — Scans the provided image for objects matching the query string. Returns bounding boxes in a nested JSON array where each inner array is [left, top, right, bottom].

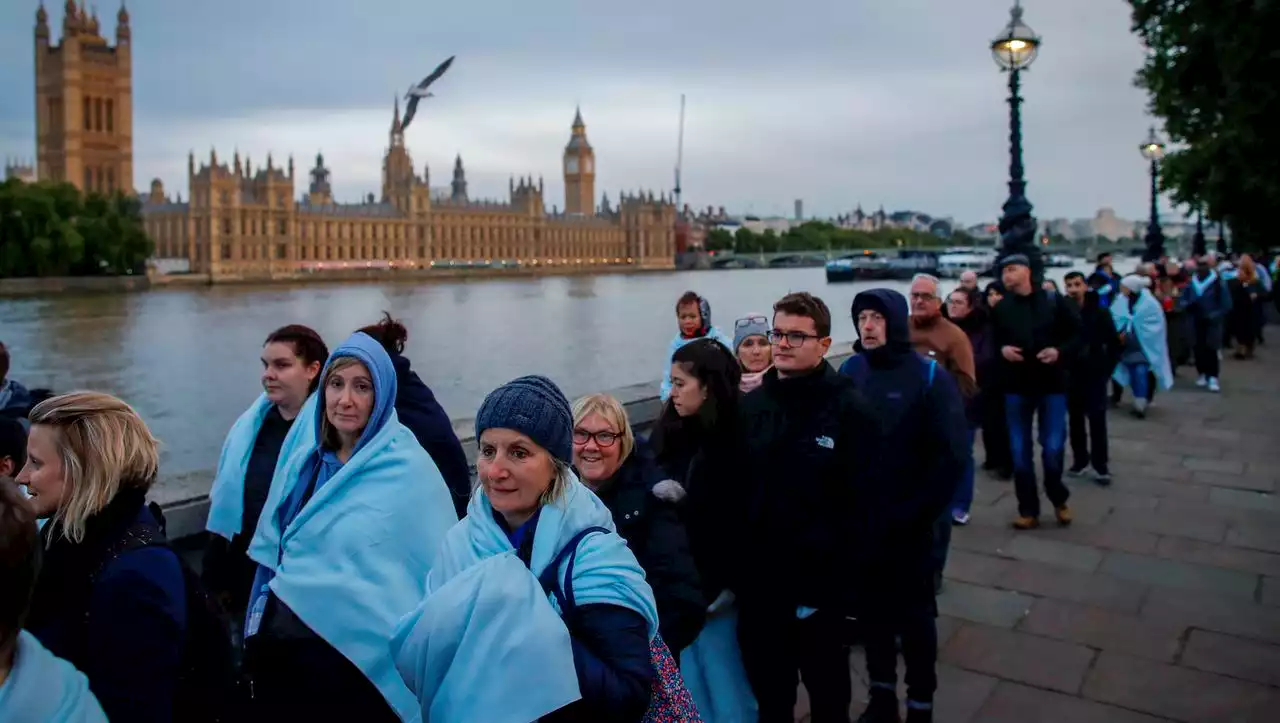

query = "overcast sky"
[[0, 0, 1170, 224]]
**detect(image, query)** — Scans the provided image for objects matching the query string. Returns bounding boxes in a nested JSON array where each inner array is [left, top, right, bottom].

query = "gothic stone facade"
[[140, 104, 676, 280], [34, 2, 133, 194]]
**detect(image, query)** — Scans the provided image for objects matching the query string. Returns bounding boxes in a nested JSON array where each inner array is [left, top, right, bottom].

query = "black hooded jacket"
[[989, 287, 1083, 395], [388, 352, 473, 518], [840, 289, 969, 605], [1069, 290, 1122, 382], [736, 358, 880, 612]]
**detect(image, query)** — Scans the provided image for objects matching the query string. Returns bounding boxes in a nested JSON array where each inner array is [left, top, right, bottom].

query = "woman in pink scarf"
[[733, 314, 773, 393]]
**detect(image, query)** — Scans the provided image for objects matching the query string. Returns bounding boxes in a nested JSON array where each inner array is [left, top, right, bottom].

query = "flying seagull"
[[401, 55, 455, 131]]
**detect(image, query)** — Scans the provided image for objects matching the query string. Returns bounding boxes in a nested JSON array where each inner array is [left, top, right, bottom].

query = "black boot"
[[904, 706, 933, 723], [857, 688, 901, 723]]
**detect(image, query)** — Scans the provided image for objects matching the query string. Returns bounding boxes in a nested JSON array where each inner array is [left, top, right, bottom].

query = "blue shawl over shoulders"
[[247, 333, 458, 721], [390, 478, 658, 723], [206, 393, 317, 541], [1111, 290, 1174, 390]]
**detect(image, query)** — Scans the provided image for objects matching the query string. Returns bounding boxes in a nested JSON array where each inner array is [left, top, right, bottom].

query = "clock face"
[[565, 157, 579, 175], [583, 158, 593, 174]]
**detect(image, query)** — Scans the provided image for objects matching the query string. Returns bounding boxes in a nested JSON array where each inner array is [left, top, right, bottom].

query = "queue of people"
[[0, 249, 1253, 722]]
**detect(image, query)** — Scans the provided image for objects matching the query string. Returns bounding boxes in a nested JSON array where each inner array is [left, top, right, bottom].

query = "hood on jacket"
[[851, 289, 913, 363], [315, 332, 399, 458]]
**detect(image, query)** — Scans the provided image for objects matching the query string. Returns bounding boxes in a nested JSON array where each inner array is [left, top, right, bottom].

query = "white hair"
[[911, 273, 941, 296]]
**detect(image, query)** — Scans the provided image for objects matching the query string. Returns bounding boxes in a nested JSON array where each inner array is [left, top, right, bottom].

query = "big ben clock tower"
[[563, 107, 594, 216]]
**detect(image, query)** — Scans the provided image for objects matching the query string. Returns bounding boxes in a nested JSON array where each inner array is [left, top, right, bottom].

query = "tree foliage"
[[1127, 0, 1280, 251], [0, 179, 153, 278], [702, 221, 958, 255]]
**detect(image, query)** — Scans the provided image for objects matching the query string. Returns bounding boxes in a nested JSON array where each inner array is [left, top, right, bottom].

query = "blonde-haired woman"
[[392, 376, 662, 722], [18, 392, 186, 723], [571, 393, 705, 655]]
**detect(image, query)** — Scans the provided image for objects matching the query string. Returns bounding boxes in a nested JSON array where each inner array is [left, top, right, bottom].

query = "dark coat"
[[504, 511, 654, 723], [841, 289, 969, 613], [1070, 291, 1122, 384], [952, 305, 995, 427], [389, 352, 473, 518], [26, 488, 187, 723], [990, 287, 1083, 396], [736, 360, 880, 613], [591, 441, 706, 654]]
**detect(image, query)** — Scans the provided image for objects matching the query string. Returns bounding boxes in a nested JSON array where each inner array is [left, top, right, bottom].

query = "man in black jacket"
[[840, 289, 968, 723], [736, 292, 880, 723], [1064, 272, 1121, 486], [990, 255, 1083, 529]]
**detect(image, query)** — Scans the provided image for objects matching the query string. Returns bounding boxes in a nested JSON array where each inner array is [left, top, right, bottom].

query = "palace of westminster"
[[12, 2, 677, 280]]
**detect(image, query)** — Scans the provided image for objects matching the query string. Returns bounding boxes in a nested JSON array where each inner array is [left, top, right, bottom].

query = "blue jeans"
[[1125, 362, 1151, 400], [1006, 393, 1070, 518], [951, 427, 977, 515]]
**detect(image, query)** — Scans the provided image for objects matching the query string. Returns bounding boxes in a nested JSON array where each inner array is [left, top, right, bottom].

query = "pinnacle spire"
[[572, 106, 584, 129]]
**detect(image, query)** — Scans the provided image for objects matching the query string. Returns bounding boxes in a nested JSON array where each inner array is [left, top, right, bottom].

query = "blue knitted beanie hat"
[[474, 375, 574, 463]]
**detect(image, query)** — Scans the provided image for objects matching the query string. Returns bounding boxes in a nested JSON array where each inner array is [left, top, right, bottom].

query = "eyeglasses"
[[735, 315, 768, 328], [572, 429, 620, 447], [767, 329, 822, 347]]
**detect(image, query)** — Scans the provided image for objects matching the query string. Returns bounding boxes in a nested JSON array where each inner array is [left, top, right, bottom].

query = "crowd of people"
[[0, 246, 1269, 723]]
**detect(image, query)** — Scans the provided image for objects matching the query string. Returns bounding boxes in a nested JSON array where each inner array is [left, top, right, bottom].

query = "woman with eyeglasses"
[[570, 393, 705, 656], [733, 314, 773, 393]]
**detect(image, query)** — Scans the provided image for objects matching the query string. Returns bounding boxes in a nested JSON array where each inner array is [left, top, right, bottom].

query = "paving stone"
[[1100, 551, 1259, 599], [1226, 521, 1280, 554], [1116, 476, 1212, 502], [1017, 598, 1185, 662], [1244, 461, 1280, 478], [1038, 523, 1161, 555], [1190, 470, 1276, 492], [1105, 507, 1228, 544], [1155, 536, 1280, 577], [1000, 534, 1105, 573], [1208, 487, 1280, 513], [1111, 461, 1196, 484], [939, 623, 1095, 694], [936, 581, 1034, 629], [1262, 577, 1280, 608], [1180, 629, 1280, 688], [1142, 589, 1280, 645], [1182, 456, 1245, 475], [949, 524, 1015, 556], [993, 558, 1149, 614], [1083, 650, 1280, 722], [943, 549, 1017, 586], [974, 681, 1172, 723]]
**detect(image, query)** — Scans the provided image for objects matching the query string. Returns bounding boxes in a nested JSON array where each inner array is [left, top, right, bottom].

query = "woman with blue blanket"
[[1111, 275, 1173, 419], [391, 375, 660, 723], [243, 332, 458, 722], [202, 324, 327, 622]]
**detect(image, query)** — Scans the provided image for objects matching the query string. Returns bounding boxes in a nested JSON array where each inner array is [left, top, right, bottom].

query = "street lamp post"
[[1139, 126, 1166, 261], [991, 1, 1043, 280], [1191, 209, 1207, 258]]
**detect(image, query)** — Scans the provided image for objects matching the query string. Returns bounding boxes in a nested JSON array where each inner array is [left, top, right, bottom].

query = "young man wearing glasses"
[[735, 292, 879, 723]]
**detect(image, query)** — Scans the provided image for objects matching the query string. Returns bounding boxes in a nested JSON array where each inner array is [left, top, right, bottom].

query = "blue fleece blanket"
[[247, 404, 457, 719], [0, 630, 108, 722], [205, 393, 316, 541], [391, 477, 657, 722], [659, 328, 734, 400], [1111, 290, 1173, 390], [680, 603, 758, 723]]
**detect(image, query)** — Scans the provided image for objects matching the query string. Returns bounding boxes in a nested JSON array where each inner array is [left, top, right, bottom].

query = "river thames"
[[1, 263, 1100, 477]]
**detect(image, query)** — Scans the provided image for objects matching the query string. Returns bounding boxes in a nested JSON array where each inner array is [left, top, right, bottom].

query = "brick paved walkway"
[[799, 350, 1280, 722]]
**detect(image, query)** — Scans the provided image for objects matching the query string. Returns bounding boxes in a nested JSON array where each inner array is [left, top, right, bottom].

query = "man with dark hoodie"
[[839, 289, 968, 723], [737, 292, 879, 723], [990, 255, 1082, 529], [1063, 271, 1121, 485]]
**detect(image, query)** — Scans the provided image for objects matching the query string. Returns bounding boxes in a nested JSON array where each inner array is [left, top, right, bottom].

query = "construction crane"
[[673, 94, 686, 214]]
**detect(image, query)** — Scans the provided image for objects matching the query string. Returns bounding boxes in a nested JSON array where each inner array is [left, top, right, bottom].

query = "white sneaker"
[[1208, 377, 1221, 393], [1196, 375, 1208, 387], [952, 511, 971, 525]]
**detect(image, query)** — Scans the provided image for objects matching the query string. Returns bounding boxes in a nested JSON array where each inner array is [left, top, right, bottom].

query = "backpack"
[[538, 526, 703, 723], [91, 503, 241, 723]]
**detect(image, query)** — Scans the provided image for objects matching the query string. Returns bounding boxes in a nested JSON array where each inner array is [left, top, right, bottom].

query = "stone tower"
[[382, 98, 413, 207], [34, 1, 134, 194], [451, 154, 468, 202], [563, 107, 595, 215]]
